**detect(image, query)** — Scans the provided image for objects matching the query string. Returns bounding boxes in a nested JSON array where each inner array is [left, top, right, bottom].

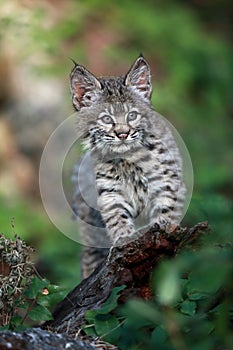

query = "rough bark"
[[0, 328, 96, 350], [0, 222, 209, 349]]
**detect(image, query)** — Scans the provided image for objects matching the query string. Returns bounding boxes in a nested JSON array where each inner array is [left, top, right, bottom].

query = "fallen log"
[[44, 222, 209, 335]]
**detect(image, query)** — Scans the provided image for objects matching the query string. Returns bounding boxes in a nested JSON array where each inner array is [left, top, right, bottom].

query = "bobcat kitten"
[[71, 56, 186, 278]]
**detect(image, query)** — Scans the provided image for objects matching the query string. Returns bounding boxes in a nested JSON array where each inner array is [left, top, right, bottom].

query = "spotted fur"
[[71, 56, 186, 278]]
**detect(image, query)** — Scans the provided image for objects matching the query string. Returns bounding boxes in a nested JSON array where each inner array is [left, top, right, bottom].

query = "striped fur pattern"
[[71, 56, 186, 278]]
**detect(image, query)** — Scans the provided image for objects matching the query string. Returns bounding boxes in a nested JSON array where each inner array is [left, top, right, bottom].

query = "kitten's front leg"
[[148, 185, 185, 232], [97, 193, 136, 246]]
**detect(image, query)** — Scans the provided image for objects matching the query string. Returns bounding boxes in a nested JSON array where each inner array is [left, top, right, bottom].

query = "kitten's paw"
[[154, 216, 178, 233], [166, 223, 178, 233]]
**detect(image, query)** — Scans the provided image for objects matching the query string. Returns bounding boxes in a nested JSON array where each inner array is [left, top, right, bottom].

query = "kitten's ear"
[[125, 56, 152, 100], [70, 64, 102, 111]]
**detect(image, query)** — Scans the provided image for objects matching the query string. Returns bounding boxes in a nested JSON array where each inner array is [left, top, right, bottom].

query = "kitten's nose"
[[116, 131, 129, 139]]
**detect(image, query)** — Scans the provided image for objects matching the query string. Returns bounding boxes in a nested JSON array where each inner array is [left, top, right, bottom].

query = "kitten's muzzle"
[[115, 130, 130, 140]]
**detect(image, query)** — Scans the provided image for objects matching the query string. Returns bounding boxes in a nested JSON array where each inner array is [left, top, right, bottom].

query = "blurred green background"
[[0, 0, 232, 291]]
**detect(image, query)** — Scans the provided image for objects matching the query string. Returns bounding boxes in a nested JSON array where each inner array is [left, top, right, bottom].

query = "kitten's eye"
[[100, 115, 114, 124], [127, 111, 138, 122]]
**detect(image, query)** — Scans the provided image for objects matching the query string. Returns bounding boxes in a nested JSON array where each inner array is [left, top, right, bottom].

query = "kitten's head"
[[70, 56, 153, 154]]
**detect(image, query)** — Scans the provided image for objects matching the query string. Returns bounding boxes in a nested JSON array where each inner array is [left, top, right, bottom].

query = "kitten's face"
[[70, 56, 152, 154], [87, 103, 144, 154]]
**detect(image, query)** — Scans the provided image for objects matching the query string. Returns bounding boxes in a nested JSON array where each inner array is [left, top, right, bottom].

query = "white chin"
[[109, 142, 133, 153]]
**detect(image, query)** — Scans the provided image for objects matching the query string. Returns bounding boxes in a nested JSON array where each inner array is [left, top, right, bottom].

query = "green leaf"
[[121, 299, 160, 327], [82, 324, 96, 336], [180, 299, 196, 316], [9, 315, 29, 331], [186, 252, 231, 299], [28, 304, 53, 321], [94, 314, 119, 343], [185, 339, 213, 350], [155, 263, 181, 305], [152, 326, 167, 345], [17, 301, 30, 310], [24, 276, 49, 299], [37, 284, 66, 308], [10, 315, 23, 327], [0, 325, 10, 331], [187, 291, 210, 301], [6, 315, 28, 331], [85, 309, 98, 322], [97, 285, 126, 314]]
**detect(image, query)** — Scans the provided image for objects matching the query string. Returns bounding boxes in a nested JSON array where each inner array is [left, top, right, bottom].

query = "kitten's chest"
[[96, 159, 147, 186], [95, 159, 148, 214]]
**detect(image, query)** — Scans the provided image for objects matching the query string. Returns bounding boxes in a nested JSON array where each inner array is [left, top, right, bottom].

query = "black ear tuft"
[[69, 58, 78, 67], [70, 64, 102, 111], [124, 56, 152, 100]]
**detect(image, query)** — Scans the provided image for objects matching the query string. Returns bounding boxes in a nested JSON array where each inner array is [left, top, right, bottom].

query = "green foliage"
[[23, 276, 65, 324], [83, 242, 232, 350], [0, 232, 34, 329], [21, 276, 65, 326], [0, 233, 66, 330], [184, 193, 233, 236]]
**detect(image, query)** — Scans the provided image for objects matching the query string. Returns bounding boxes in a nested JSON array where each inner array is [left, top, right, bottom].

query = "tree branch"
[[44, 222, 209, 335]]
